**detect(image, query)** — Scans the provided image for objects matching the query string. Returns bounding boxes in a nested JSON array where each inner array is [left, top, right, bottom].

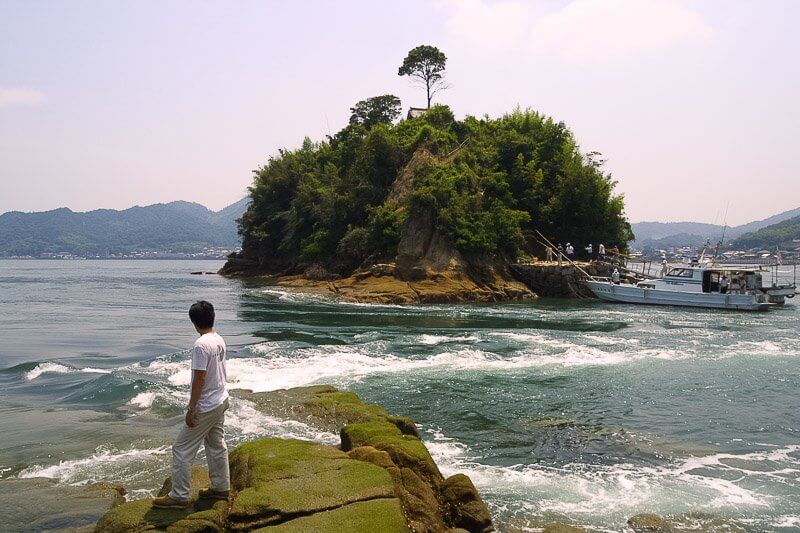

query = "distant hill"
[[732, 214, 800, 250], [0, 199, 249, 257], [632, 207, 800, 249]]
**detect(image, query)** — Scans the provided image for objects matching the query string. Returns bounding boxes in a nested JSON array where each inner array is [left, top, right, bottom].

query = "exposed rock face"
[[509, 263, 615, 298], [0, 478, 125, 532], [94, 386, 493, 532]]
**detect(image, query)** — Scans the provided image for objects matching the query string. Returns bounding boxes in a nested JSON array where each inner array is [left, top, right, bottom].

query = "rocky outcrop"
[[509, 263, 617, 298], [94, 386, 493, 533], [237, 385, 494, 533], [0, 477, 125, 532]]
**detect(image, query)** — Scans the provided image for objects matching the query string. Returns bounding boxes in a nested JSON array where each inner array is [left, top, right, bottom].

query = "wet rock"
[[440, 474, 494, 533], [0, 477, 124, 532], [157, 466, 212, 501], [628, 513, 671, 531], [94, 467, 220, 533], [252, 498, 408, 532], [542, 524, 586, 533], [227, 438, 395, 530]]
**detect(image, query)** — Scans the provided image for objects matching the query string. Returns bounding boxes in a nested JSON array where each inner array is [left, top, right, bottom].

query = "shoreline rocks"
[[92, 385, 495, 532], [221, 263, 535, 305]]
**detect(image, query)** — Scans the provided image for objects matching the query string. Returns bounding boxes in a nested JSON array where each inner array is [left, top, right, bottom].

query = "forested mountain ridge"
[[226, 104, 632, 281], [732, 214, 800, 250], [632, 207, 800, 249], [0, 199, 248, 257]]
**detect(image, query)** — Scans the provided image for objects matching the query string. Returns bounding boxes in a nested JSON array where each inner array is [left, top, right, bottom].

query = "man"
[[585, 243, 593, 259], [598, 243, 606, 260], [557, 243, 564, 266], [611, 268, 621, 285], [566, 243, 575, 261], [153, 301, 230, 508], [546, 246, 553, 262], [719, 275, 730, 294]]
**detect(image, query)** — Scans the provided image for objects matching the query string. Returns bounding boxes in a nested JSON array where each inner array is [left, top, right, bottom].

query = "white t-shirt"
[[191, 332, 228, 413]]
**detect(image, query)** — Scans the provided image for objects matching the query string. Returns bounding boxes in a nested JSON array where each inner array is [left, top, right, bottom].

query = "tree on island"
[[398, 45, 449, 109], [349, 95, 402, 128]]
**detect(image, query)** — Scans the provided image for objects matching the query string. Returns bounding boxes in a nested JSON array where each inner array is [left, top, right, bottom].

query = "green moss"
[[230, 438, 348, 490], [253, 498, 409, 533], [167, 501, 228, 533], [340, 421, 403, 451], [93, 498, 192, 533], [229, 459, 394, 523], [306, 390, 390, 424]]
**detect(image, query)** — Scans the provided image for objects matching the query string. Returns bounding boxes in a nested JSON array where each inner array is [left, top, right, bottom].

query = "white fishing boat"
[[586, 262, 797, 311]]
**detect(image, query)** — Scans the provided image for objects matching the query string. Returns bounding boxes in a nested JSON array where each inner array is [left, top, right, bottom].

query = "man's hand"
[[185, 369, 206, 428], [185, 407, 198, 428]]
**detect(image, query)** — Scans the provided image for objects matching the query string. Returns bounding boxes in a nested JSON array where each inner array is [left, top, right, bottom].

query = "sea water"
[[0, 259, 798, 530]]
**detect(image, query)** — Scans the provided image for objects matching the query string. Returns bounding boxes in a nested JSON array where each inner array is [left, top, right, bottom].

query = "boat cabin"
[[653, 265, 762, 294]]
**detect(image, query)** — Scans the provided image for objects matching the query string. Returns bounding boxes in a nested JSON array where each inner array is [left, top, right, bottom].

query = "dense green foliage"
[[239, 104, 632, 272], [0, 200, 246, 257], [398, 45, 448, 108], [349, 95, 402, 128], [732, 214, 800, 250]]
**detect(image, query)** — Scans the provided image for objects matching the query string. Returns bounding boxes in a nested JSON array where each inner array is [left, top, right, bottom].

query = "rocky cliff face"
[[92, 385, 494, 533]]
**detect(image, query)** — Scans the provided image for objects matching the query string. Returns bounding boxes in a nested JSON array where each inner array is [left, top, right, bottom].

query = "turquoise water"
[[1, 259, 799, 531]]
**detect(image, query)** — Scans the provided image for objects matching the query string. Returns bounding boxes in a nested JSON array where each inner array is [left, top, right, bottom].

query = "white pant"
[[168, 398, 230, 501]]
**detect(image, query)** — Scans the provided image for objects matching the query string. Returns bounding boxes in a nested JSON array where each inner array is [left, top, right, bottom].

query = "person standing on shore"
[[557, 243, 564, 266], [546, 246, 553, 262], [598, 243, 605, 260], [566, 243, 575, 261], [153, 301, 230, 509]]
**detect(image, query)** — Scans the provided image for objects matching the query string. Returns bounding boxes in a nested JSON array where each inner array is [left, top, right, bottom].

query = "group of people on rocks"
[[545, 242, 617, 266]]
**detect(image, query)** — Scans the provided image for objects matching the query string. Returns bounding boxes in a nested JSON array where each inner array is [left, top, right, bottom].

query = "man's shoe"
[[152, 495, 191, 509], [198, 488, 230, 500]]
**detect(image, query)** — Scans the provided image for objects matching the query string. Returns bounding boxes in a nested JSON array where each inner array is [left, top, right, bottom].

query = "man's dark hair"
[[189, 300, 215, 329]]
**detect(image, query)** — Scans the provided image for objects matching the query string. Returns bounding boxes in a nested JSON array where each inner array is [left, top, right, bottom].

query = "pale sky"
[[1, 0, 798, 225]]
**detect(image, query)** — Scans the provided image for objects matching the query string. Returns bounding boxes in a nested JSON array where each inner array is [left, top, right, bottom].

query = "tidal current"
[[1, 260, 798, 531]]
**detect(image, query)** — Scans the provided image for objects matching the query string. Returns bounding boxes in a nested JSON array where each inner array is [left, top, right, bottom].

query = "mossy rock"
[[341, 422, 442, 487], [253, 498, 409, 532], [158, 466, 211, 501], [627, 513, 672, 531], [231, 386, 392, 434], [230, 438, 350, 490], [227, 438, 396, 529], [167, 500, 228, 533], [542, 524, 586, 533], [94, 498, 194, 533], [441, 474, 493, 533]]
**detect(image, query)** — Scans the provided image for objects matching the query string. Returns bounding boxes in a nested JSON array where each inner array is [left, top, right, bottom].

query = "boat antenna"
[[713, 203, 730, 264]]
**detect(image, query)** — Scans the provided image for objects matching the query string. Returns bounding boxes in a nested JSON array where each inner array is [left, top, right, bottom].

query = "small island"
[[222, 49, 632, 303]]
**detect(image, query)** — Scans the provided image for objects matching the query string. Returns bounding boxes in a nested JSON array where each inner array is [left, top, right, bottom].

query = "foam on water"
[[130, 335, 714, 395], [18, 445, 170, 487], [24, 362, 112, 381], [225, 400, 339, 446], [424, 428, 800, 528]]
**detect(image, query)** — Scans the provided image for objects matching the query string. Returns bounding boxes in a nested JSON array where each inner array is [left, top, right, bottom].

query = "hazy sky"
[[1, 0, 798, 225]]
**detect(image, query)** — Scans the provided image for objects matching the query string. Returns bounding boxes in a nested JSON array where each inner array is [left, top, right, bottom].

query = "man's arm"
[[185, 369, 206, 427]]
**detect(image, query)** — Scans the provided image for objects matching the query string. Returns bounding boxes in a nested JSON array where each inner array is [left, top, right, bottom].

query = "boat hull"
[[586, 281, 774, 311]]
